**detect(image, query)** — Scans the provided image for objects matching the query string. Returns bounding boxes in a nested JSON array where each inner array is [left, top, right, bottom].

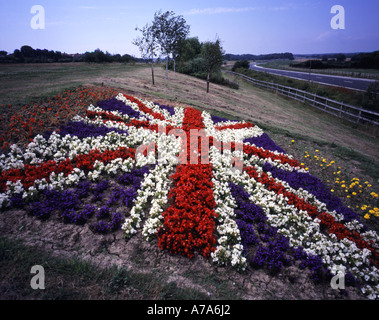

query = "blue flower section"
[[62, 121, 129, 139], [153, 102, 175, 116], [97, 97, 144, 119], [211, 115, 239, 124], [229, 182, 331, 282], [243, 133, 287, 154], [43, 121, 129, 140], [262, 163, 363, 225], [27, 165, 151, 233]]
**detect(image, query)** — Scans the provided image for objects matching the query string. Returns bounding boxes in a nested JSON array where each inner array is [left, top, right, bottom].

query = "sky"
[[0, 0, 378, 57]]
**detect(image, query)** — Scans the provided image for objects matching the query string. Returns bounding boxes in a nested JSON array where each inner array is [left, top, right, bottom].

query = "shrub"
[[232, 60, 250, 71]]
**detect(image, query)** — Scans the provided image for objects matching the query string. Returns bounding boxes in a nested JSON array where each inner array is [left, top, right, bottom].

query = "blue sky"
[[1, 0, 378, 57]]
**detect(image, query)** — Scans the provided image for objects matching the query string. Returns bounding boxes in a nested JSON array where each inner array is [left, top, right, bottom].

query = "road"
[[249, 63, 375, 91]]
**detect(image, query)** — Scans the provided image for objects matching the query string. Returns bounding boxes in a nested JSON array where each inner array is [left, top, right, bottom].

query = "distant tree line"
[[291, 51, 379, 70], [0, 45, 138, 64], [81, 49, 137, 63], [224, 52, 294, 61]]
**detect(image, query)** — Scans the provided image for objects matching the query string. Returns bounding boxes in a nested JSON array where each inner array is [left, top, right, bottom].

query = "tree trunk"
[[151, 60, 155, 85], [166, 55, 169, 79], [206, 72, 210, 93], [174, 58, 176, 74]]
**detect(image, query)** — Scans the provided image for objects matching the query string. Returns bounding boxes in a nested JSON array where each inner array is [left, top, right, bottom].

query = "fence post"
[[357, 110, 362, 124]]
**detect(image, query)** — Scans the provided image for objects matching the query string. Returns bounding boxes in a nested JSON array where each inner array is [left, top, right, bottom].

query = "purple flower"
[[153, 102, 175, 116], [97, 97, 144, 119], [229, 182, 331, 280], [93, 210, 124, 233], [92, 180, 110, 202], [211, 115, 239, 124], [244, 133, 287, 154], [10, 193, 25, 208], [262, 163, 363, 224], [44, 121, 129, 140], [28, 201, 52, 220]]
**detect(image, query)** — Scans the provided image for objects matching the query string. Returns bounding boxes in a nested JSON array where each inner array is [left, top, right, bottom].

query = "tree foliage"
[[201, 38, 224, 93], [133, 23, 160, 85], [151, 10, 190, 78], [232, 60, 250, 71]]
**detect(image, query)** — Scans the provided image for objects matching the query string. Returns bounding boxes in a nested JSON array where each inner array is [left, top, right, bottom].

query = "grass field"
[[0, 62, 378, 300]]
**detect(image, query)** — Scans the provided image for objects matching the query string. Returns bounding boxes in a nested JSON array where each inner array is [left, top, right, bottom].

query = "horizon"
[[1, 0, 379, 58]]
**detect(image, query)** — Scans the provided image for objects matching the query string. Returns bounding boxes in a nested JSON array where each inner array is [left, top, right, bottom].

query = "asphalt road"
[[249, 63, 375, 91]]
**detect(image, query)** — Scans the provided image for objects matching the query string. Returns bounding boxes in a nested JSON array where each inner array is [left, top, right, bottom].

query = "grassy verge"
[[259, 60, 379, 79], [233, 67, 378, 112], [0, 236, 211, 300]]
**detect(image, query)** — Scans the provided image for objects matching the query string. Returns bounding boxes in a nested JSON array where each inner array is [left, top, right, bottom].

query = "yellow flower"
[[331, 189, 334, 193], [291, 140, 295, 143], [364, 214, 370, 219], [315, 150, 319, 152], [352, 192, 357, 196]]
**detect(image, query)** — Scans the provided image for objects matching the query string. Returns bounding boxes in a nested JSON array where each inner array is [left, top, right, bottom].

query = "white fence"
[[225, 71, 379, 127]]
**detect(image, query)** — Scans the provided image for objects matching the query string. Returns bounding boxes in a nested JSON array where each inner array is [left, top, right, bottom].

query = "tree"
[[176, 37, 202, 63], [201, 38, 224, 93], [133, 22, 160, 85], [367, 81, 379, 101], [151, 10, 190, 79], [232, 60, 250, 71], [336, 53, 346, 62]]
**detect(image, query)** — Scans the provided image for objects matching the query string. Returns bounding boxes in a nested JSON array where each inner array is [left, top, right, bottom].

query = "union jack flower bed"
[[1, 93, 378, 299]]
